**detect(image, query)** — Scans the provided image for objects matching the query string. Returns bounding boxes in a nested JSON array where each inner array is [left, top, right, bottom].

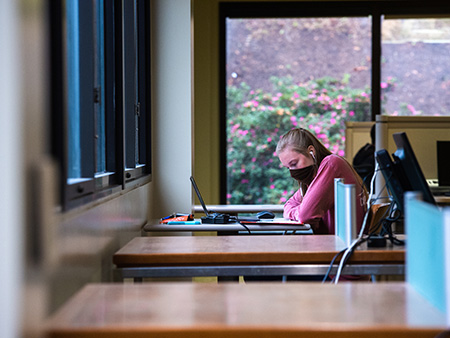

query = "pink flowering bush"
[[226, 76, 373, 204]]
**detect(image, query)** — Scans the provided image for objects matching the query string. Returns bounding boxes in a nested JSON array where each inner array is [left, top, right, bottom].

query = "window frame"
[[219, 0, 450, 203], [49, 0, 152, 211]]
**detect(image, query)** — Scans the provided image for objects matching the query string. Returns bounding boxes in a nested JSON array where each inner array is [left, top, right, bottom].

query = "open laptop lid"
[[190, 176, 210, 216], [190, 176, 261, 222]]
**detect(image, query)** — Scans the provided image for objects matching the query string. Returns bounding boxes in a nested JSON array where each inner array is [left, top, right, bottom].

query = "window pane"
[[381, 18, 450, 116], [67, 0, 106, 180], [123, 0, 139, 169], [94, 0, 106, 174], [66, 0, 81, 179], [226, 17, 372, 204]]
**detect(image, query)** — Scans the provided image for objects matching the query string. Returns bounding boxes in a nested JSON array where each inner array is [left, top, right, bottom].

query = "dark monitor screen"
[[392, 132, 436, 205], [374, 149, 407, 212], [437, 141, 450, 186]]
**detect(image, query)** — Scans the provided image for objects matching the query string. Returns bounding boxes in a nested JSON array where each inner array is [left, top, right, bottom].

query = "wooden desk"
[[45, 282, 448, 338], [435, 195, 450, 205], [143, 219, 311, 234], [113, 235, 405, 280]]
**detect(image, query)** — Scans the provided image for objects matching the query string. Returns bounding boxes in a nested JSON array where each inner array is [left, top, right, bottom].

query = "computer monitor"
[[437, 141, 450, 187], [391, 132, 436, 205], [374, 149, 407, 213], [375, 132, 436, 213]]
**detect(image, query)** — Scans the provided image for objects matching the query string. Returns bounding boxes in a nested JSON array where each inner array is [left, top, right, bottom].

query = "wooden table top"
[[435, 196, 450, 205], [143, 219, 311, 233], [45, 282, 448, 338], [113, 235, 405, 267]]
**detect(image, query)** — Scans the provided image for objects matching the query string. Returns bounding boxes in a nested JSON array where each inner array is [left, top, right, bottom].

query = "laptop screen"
[[190, 176, 210, 215]]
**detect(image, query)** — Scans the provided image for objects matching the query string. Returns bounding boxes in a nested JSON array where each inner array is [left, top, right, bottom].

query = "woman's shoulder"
[[320, 154, 347, 167], [319, 154, 353, 175]]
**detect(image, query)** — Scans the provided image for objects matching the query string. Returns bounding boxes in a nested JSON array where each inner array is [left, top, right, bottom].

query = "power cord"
[[239, 222, 251, 234], [333, 163, 379, 283], [322, 248, 347, 283], [230, 216, 252, 234]]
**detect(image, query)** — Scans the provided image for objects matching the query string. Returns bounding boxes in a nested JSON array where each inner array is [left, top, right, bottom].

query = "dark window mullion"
[[219, 5, 227, 204], [114, 0, 125, 187], [123, 0, 137, 170], [137, 0, 148, 166], [371, 11, 382, 119], [134, 0, 139, 166], [104, 0, 117, 174], [49, 0, 67, 207]]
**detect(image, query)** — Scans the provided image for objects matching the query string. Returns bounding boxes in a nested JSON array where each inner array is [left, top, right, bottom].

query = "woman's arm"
[[283, 156, 338, 225], [283, 189, 303, 220]]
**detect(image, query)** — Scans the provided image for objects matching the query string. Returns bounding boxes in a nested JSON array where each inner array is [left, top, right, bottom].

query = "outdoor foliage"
[[225, 16, 450, 205], [226, 75, 383, 204]]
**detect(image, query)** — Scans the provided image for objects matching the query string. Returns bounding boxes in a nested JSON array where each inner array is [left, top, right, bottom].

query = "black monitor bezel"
[[437, 141, 450, 187], [374, 149, 406, 212], [392, 132, 436, 205]]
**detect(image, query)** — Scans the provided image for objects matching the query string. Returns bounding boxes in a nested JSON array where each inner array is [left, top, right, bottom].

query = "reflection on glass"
[[381, 18, 450, 116], [66, 1, 81, 179]]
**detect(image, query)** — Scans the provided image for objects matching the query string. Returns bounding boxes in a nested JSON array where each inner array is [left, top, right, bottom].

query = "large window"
[[381, 18, 450, 116], [50, 0, 151, 210], [220, 1, 450, 205]]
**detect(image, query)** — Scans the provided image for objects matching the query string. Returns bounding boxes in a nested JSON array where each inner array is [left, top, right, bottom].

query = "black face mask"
[[290, 165, 316, 186]]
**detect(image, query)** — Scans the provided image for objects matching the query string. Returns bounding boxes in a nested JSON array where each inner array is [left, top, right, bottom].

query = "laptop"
[[190, 176, 235, 223], [190, 175, 212, 216], [428, 141, 450, 196], [190, 176, 259, 223]]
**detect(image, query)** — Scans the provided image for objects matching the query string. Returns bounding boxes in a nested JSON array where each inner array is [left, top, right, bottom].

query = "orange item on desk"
[[160, 215, 193, 224]]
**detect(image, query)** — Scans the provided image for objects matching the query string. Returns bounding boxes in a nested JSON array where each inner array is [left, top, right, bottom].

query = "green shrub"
[[226, 75, 374, 204]]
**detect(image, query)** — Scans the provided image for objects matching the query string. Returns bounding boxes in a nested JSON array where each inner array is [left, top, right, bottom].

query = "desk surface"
[[45, 282, 448, 338], [113, 235, 404, 267], [435, 196, 450, 205], [143, 220, 311, 233]]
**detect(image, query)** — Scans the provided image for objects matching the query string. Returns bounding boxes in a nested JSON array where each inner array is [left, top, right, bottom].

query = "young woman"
[[276, 128, 367, 234]]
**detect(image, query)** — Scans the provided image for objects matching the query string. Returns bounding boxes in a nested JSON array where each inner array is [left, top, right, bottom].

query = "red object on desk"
[[160, 215, 193, 224], [239, 218, 304, 226]]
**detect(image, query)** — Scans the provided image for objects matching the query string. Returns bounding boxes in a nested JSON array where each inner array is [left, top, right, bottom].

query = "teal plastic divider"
[[446, 208, 450, 324], [405, 193, 449, 321], [334, 178, 356, 246]]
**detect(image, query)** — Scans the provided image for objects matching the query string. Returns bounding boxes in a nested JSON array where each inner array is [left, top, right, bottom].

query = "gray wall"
[[0, 1, 23, 337], [0, 0, 193, 337]]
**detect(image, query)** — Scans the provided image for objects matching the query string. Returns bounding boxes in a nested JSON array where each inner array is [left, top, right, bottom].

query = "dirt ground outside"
[[226, 18, 450, 116]]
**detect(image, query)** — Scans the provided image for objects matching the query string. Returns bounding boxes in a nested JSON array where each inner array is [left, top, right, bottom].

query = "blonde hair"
[[276, 128, 332, 165], [276, 128, 368, 198]]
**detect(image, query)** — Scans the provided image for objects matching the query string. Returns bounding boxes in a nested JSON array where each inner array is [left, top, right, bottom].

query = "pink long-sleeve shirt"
[[283, 154, 366, 234]]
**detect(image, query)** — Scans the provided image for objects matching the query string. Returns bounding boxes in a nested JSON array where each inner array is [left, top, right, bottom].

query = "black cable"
[[229, 216, 252, 234], [382, 217, 405, 246], [331, 237, 369, 283], [330, 168, 380, 283], [240, 222, 251, 234], [378, 203, 405, 246], [367, 169, 406, 246], [234, 218, 251, 234], [322, 248, 347, 283], [343, 238, 366, 265]]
